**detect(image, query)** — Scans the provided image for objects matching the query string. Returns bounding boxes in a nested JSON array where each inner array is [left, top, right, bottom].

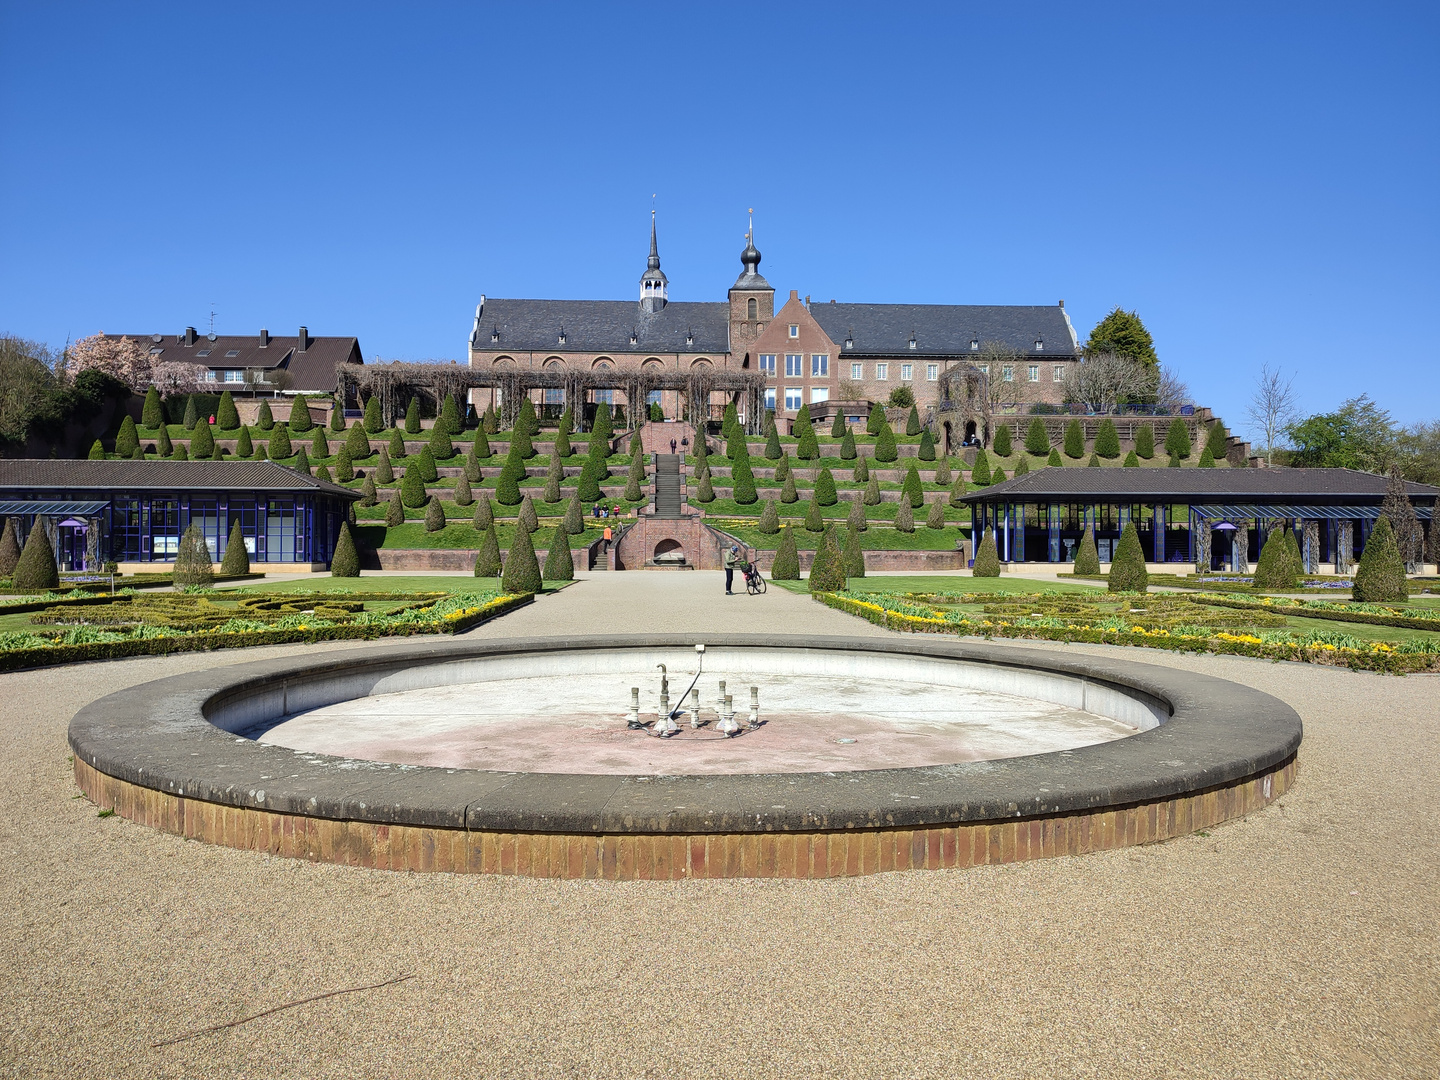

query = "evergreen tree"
[[555, 405, 573, 457], [1094, 419, 1121, 458], [1107, 522, 1148, 593], [463, 442, 481, 484], [970, 449, 991, 486], [401, 463, 429, 507], [1164, 418, 1191, 459], [795, 407, 819, 460], [363, 395, 383, 433], [562, 494, 583, 535], [575, 459, 601, 503], [267, 424, 292, 460], [847, 495, 867, 533], [842, 525, 866, 578], [808, 526, 847, 592], [545, 450, 564, 503], [1352, 516, 1408, 601], [217, 390, 240, 430], [992, 423, 1012, 457], [1284, 529, 1305, 580], [455, 472, 474, 506], [497, 459, 525, 505], [758, 499, 780, 534], [173, 524, 214, 588], [1064, 419, 1085, 458], [905, 405, 921, 437], [428, 422, 453, 460], [1047, 448, 1063, 467], [1013, 457, 1030, 477], [310, 426, 329, 460], [345, 422, 371, 459], [1168, 452, 1182, 467], [255, 399, 274, 431], [360, 476, 378, 506], [483, 404, 499, 434], [235, 425, 253, 458], [1025, 418, 1050, 456], [874, 422, 898, 462], [388, 428, 407, 460], [171, 443, 188, 461], [853, 454, 869, 483], [404, 397, 421, 434], [12, 523, 59, 590], [0, 518, 21, 578], [330, 522, 360, 577], [693, 474, 716, 503], [511, 413, 535, 460], [840, 429, 857, 460], [1135, 424, 1155, 459], [501, 525, 543, 593], [972, 528, 1001, 577], [335, 444, 354, 483], [894, 499, 915, 533], [771, 528, 800, 580], [1197, 447, 1216, 468], [1087, 452, 1101, 467], [814, 467, 838, 506], [1252, 529, 1298, 591], [780, 473, 799, 503], [865, 476, 882, 505], [288, 395, 314, 432], [775, 453, 791, 482], [376, 447, 394, 484], [473, 524, 502, 577], [1074, 526, 1101, 575], [329, 402, 346, 432], [764, 422, 782, 460], [115, 415, 139, 458], [440, 393, 461, 436], [190, 421, 215, 459], [1206, 421, 1229, 459], [413, 445, 438, 482], [866, 403, 884, 435], [220, 520, 250, 576], [902, 463, 923, 507], [424, 496, 446, 532], [1381, 464, 1424, 570], [1085, 307, 1158, 368], [992, 467, 1006, 483], [917, 429, 935, 461], [517, 493, 539, 533], [473, 425, 492, 459], [731, 452, 757, 504], [385, 488, 405, 526], [474, 494, 496, 530], [926, 499, 947, 530], [803, 498, 825, 532], [1122, 450, 1139, 467], [948, 472, 966, 507], [182, 395, 199, 430], [542, 522, 574, 581], [934, 457, 952, 485], [141, 387, 164, 429]]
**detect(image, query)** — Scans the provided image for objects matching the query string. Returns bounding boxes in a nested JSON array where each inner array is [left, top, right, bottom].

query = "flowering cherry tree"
[[65, 335, 154, 392]]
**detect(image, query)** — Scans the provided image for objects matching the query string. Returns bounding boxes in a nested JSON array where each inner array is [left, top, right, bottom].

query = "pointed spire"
[[648, 207, 660, 271], [734, 206, 768, 289], [640, 199, 668, 313]]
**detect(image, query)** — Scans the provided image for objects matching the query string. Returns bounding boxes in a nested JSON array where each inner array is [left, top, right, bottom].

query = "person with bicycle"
[[724, 544, 738, 595]]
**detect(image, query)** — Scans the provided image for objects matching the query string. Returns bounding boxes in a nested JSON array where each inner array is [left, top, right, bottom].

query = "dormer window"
[[788, 325, 799, 338], [558, 326, 566, 345], [685, 331, 694, 346], [1034, 338, 1044, 351], [970, 339, 979, 351], [844, 331, 854, 350], [491, 326, 500, 343], [908, 334, 917, 350], [630, 330, 638, 344]]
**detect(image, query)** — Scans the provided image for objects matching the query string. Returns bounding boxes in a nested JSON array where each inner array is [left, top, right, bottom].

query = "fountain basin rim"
[[68, 634, 1302, 835]]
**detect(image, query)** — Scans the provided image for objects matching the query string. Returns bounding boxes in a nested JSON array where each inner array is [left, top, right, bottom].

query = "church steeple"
[[734, 208, 769, 290], [639, 207, 668, 314]]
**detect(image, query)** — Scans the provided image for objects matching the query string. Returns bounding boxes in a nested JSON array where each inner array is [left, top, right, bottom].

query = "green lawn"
[[771, 575, 1100, 596], [231, 575, 571, 594]]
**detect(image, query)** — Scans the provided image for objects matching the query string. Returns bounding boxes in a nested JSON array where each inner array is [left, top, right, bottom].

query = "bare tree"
[[1154, 365, 1191, 411], [1060, 352, 1153, 412], [974, 340, 1030, 412], [1246, 363, 1299, 466]]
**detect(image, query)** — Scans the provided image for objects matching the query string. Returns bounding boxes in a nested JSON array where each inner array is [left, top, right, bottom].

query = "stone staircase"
[[653, 454, 684, 519]]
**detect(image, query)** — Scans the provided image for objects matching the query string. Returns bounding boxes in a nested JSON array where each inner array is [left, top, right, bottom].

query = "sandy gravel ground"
[[1, 575, 1437, 1078]]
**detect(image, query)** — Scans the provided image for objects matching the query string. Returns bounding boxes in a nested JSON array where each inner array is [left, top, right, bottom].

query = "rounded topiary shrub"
[[972, 528, 1001, 577], [1073, 526, 1101, 575], [1107, 522, 1148, 593], [1252, 529, 1298, 591], [501, 525, 543, 594], [401, 464, 429, 508], [220, 520, 250, 575], [173, 524, 214, 588], [330, 522, 360, 577], [12, 524, 59, 591], [1352, 516, 1408, 602], [473, 524, 502, 577], [288, 395, 314, 432], [770, 528, 800, 580], [542, 523, 574, 581], [808, 526, 847, 593]]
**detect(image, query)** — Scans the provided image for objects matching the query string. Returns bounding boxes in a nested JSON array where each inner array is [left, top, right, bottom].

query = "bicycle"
[[741, 559, 767, 595]]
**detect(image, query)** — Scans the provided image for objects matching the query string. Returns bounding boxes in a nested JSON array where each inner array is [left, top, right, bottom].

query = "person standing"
[[603, 523, 612, 554], [723, 544, 738, 595], [670, 437, 677, 455]]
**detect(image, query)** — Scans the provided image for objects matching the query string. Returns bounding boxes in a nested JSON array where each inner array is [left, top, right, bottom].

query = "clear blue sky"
[[2, 3, 1436, 441]]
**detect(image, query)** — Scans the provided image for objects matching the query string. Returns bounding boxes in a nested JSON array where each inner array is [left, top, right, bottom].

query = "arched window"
[[747, 298, 757, 320]]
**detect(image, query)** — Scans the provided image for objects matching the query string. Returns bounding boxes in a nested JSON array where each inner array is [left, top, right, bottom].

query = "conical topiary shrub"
[[774, 453, 791, 482], [1284, 530, 1305, 579], [1197, 447, 1215, 468], [454, 472, 473, 506], [1135, 424, 1155, 459], [764, 422, 782, 460], [254, 399, 274, 431], [385, 489, 405, 527], [363, 396, 383, 434], [693, 474, 715, 503], [758, 499, 780, 534], [847, 495, 866, 533], [346, 422, 371, 459], [156, 425, 173, 457], [1095, 419, 1120, 459], [1352, 516, 1408, 602], [874, 422, 898, 462], [220, 520, 250, 576], [1087, 453, 1101, 467], [330, 401, 346, 432], [424, 496, 446, 532], [473, 524, 502, 577], [517, 493, 539, 533], [814, 468, 838, 506], [1107, 522, 1148, 593], [992, 467, 1006, 484], [173, 524, 214, 588], [217, 390, 240, 430], [288, 395, 314, 432], [334, 445, 354, 483], [1122, 450, 1139, 467], [171, 443, 188, 461], [1252, 529, 1298, 591], [1025, 418, 1050, 456], [866, 403, 884, 435], [780, 473, 798, 504], [388, 429, 407, 460], [429, 422, 453, 461], [464, 441, 482, 483], [87, 438, 106, 460], [474, 494, 496, 530], [235, 425, 253, 458], [545, 450, 564, 503], [182, 396, 199, 430], [842, 526, 866, 578], [360, 476, 378, 506], [992, 423, 1012, 457], [0, 518, 21, 577], [401, 463, 429, 507], [972, 528, 1000, 577], [190, 421, 215, 459], [771, 527, 800, 580], [1206, 421, 1229, 460], [926, 499, 946, 529], [905, 405, 921, 437], [970, 449, 991, 487], [731, 453, 757, 504], [917, 429, 936, 461], [562, 495, 583, 535], [115, 415, 139, 458], [934, 457, 951, 485], [330, 522, 360, 577], [808, 526, 847, 593], [1074, 526, 1101, 575], [268, 425, 292, 460], [948, 472, 966, 507], [852, 454, 868, 483], [575, 459, 601, 503], [1047, 448, 1062, 467], [142, 387, 164, 428], [894, 499, 915, 533], [864, 476, 881, 505], [542, 523, 574, 581], [501, 524, 542, 593], [803, 499, 824, 532], [12, 524, 59, 591], [1013, 457, 1029, 477], [1164, 418, 1191, 460], [404, 397, 421, 435], [314, 462, 332, 485], [1063, 419, 1084, 459], [902, 463, 923, 507]]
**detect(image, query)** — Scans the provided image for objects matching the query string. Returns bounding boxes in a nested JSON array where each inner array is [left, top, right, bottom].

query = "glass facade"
[[86, 491, 346, 563]]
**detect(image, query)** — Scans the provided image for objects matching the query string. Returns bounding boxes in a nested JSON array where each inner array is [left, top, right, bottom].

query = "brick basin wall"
[[74, 755, 1295, 880]]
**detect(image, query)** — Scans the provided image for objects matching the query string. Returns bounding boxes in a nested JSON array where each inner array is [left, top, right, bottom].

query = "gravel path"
[[1, 575, 1436, 1078]]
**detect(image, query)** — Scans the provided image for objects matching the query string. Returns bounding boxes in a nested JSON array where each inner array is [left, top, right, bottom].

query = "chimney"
[[297, 325, 310, 351], [804, 295, 810, 307], [1058, 300, 1065, 308], [259, 328, 270, 347], [789, 290, 799, 301], [184, 326, 197, 346]]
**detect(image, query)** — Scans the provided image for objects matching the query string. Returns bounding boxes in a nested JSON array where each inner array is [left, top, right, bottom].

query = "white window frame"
[[875, 363, 888, 381], [926, 363, 938, 381], [1053, 366, 1065, 382], [810, 387, 830, 403], [901, 364, 913, 382], [763, 387, 776, 410], [203, 370, 218, 382], [785, 353, 803, 377], [759, 353, 776, 374], [850, 362, 863, 380], [1002, 365, 1014, 382], [783, 387, 802, 411], [223, 369, 244, 383], [810, 353, 829, 377], [977, 364, 989, 375], [1028, 365, 1040, 382], [788, 324, 799, 338]]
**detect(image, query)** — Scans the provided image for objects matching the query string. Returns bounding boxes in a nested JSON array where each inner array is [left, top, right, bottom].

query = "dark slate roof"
[[0, 460, 360, 500], [470, 298, 731, 355], [106, 333, 363, 393], [809, 303, 1079, 358], [962, 467, 1439, 504]]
